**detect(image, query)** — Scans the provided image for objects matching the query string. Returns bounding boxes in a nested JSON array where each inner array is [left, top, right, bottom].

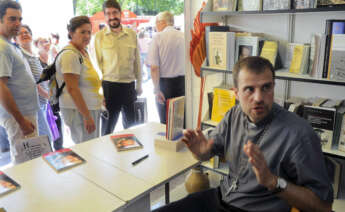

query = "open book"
[[43, 148, 85, 172], [0, 171, 20, 196], [111, 134, 143, 152]]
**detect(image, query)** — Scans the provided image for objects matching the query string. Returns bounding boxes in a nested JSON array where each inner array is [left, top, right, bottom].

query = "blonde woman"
[[56, 16, 102, 144]]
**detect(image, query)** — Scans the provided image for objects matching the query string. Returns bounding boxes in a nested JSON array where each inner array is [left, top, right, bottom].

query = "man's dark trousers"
[[101, 81, 136, 135], [157, 76, 185, 124]]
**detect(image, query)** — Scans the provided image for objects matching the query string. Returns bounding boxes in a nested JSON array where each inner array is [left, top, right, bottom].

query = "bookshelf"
[[198, 7, 345, 162]]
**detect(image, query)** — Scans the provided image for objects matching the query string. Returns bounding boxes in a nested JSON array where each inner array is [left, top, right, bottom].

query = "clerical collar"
[[245, 104, 276, 128]]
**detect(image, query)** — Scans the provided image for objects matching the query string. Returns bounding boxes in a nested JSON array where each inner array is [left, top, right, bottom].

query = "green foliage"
[[75, 0, 184, 16]]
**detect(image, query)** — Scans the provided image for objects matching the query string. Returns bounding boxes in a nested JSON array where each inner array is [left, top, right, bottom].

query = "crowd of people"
[[0, 0, 185, 165]]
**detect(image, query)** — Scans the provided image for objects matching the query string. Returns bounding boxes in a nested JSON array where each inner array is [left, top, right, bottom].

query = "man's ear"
[[233, 87, 239, 100]]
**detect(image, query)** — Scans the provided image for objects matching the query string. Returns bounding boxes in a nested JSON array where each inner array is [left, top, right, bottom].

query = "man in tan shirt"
[[93, 0, 142, 135]]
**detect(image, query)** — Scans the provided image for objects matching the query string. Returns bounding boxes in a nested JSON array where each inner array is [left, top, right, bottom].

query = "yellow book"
[[289, 45, 304, 74], [260, 41, 278, 66], [211, 88, 236, 123]]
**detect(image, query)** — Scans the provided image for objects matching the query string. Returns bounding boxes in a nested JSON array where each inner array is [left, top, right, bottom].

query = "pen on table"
[[132, 154, 149, 166]]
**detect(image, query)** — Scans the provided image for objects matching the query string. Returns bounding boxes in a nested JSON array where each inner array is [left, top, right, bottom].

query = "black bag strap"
[[54, 48, 83, 99]]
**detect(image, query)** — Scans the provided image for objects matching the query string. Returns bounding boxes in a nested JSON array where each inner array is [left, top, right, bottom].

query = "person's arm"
[[37, 84, 49, 99], [181, 129, 214, 161], [244, 141, 332, 212], [151, 65, 165, 104], [63, 73, 95, 134], [0, 77, 35, 135]]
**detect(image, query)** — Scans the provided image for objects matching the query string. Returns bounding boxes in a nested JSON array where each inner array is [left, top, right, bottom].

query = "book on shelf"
[[213, 0, 237, 11], [43, 148, 85, 172], [14, 135, 52, 164], [335, 104, 345, 152], [303, 105, 337, 150], [309, 33, 327, 78], [323, 19, 345, 79], [166, 96, 185, 140], [205, 25, 230, 66], [262, 0, 291, 10], [325, 156, 342, 198], [288, 44, 310, 75], [235, 35, 264, 63], [0, 171, 20, 196], [208, 92, 214, 119], [110, 134, 143, 152], [317, 0, 345, 7], [211, 88, 236, 122], [327, 34, 345, 81], [293, 0, 317, 9], [260, 40, 278, 67], [208, 31, 236, 70], [238, 0, 263, 11]]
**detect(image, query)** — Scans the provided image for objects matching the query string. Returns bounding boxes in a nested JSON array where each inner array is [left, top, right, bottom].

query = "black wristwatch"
[[272, 177, 287, 193]]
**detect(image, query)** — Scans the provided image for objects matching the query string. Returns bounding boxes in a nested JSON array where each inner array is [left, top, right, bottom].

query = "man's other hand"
[[182, 129, 214, 161], [136, 87, 143, 96], [156, 91, 166, 104]]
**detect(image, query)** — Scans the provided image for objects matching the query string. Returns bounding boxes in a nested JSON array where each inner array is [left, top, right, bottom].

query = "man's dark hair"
[[21, 24, 32, 36], [103, 0, 121, 13], [67, 16, 91, 39], [232, 56, 275, 88], [0, 0, 21, 20]]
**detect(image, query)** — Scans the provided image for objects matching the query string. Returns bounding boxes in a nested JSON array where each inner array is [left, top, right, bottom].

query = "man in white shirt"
[[147, 11, 185, 124], [93, 0, 142, 135]]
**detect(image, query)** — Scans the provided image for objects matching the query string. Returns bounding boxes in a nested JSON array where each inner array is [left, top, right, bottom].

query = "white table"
[[73, 122, 200, 204], [0, 157, 125, 212], [1, 122, 199, 211], [70, 149, 154, 212]]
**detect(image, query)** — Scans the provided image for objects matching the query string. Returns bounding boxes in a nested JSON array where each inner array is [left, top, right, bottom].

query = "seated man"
[[153, 56, 333, 212]]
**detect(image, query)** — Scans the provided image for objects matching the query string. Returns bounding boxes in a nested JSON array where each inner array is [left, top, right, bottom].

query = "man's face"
[[104, 7, 121, 29], [234, 68, 275, 123], [0, 8, 22, 39], [155, 19, 164, 32]]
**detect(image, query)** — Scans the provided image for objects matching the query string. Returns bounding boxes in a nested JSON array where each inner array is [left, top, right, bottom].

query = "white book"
[[328, 34, 345, 81], [208, 31, 236, 71]]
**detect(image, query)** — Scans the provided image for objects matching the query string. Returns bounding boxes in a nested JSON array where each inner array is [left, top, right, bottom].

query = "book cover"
[[208, 31, 236, 70], [211, 88, 236, 122], [303, 105, 336, 150], [260, 40, 278, 67], [205, 26, 230, 66], [318, 0, 345, 7], [213, 0, 237, 11], [288, 44, 310, 74], [239, 0, 262, 11], [0, 171, 20, 196], [328, 34, 345, 81], [110, 134, 143, 152], [322, 19, 345, 79], [263, 0, 290, 10], [293, 0, 317, 9], [43, 148, 85, 172], [166, 96, 185, 140], [14, 135, 52, 164], [235, 35, 263, 63]]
